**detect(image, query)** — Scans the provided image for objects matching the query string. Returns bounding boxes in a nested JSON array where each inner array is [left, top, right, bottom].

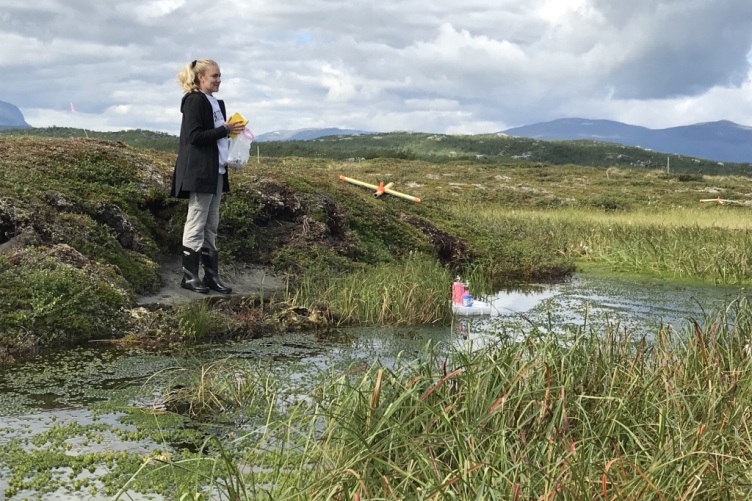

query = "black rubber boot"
[[201, 248, 232, 294], [181, 246, 209, 293]]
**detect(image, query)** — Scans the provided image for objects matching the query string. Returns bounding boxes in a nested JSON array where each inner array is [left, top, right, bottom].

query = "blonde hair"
[[176, 58, 219, 93]]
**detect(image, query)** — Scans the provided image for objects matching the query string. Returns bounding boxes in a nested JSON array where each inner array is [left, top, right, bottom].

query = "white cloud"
[[125, 0, 186, 22], [536, 0, 588, 24], [1, 0, 751, 135], [320, 64, 359, 101]]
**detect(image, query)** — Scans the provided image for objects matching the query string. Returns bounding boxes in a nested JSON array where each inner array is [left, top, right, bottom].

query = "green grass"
[[6, 134, 752, 499], [0, 126, 179, 152], [461, 207, 752, 284], [289, 253, 454, 325], [3, 134, 752, 350], [117, 296, 752, 500]]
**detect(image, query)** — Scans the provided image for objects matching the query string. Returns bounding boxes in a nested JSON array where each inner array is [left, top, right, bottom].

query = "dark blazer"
[[171, 91, 231, 198]]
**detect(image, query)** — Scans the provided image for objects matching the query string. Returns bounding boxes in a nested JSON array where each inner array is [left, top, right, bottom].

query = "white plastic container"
[[452, 299, 492, 316]]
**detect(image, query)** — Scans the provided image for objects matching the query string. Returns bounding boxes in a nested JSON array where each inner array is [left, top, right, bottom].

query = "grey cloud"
[[590, 0, 752, 98], [1, 0, 752, 135]]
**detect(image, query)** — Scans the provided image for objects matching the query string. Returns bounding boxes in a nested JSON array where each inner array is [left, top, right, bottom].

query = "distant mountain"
[[254, 127, 375, 142], [503, 118, 752, 163], [0, 100, 31, 130]]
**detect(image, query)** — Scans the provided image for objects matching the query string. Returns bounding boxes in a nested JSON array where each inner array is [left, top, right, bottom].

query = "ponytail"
[[176, 58, 218, 93]]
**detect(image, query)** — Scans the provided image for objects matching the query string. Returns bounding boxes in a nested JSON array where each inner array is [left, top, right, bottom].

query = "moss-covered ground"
[[2, 135, 752, 360]]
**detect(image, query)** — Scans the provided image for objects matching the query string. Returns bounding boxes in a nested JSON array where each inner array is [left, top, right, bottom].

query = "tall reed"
[[299, 297, 752, 499], [289, 253, 454, 325], [123, 297, 752, 500]]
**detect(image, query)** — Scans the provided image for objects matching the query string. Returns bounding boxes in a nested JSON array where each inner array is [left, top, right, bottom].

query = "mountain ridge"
[[502, 118, 752, 163], [253, 118, 752, 162], [0, 100, 31, 130], [254, 127, 375, 142], [2, 97, 750, 162]]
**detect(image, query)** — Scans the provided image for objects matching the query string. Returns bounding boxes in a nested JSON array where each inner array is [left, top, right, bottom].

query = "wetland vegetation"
[[1, 130, 752, 499]]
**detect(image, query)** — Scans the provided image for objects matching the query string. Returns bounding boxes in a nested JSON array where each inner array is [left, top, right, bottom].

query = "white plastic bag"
[[227, 128, 254, 168]]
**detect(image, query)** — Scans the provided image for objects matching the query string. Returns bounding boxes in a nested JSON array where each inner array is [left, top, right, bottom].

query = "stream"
[[0, 273, 746, 499]]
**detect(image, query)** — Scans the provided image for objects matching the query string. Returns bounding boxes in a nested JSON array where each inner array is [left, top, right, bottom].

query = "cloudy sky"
[[3, 0, 752, 136]]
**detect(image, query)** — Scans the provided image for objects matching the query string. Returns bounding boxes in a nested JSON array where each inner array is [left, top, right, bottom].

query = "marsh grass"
[[464, 207, 752, 284], [175, 302, 219, 341], [123, 297, 752, 500], [155, 357, 276, 421], [262, 157, 752, 287], [290, 253, 454, 325]]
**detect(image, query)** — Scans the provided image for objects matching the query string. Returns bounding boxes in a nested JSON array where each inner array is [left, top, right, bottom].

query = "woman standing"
[[171, 58, 245, 294]]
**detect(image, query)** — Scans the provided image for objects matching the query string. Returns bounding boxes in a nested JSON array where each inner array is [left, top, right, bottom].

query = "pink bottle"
[[452, 279, 465, 304]]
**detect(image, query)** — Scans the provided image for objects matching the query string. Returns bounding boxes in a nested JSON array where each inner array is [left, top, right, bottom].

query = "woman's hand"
[[225, 120, 246, 135]]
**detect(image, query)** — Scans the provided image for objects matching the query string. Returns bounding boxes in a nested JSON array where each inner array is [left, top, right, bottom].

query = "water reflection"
[[487, 285, 557, 315]]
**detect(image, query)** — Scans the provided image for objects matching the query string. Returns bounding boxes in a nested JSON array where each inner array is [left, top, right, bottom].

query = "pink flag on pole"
[[70, 102, 76, 112]]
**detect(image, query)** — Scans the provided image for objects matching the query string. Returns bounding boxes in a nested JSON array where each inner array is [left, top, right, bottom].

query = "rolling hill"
[[2, 124, 750, 176], [253, 127, 374, 142]]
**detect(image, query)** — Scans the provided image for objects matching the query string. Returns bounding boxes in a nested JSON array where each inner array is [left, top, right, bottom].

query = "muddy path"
[[135, 256, 286, 307]]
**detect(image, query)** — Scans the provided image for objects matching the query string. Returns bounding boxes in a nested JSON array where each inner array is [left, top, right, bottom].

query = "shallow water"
[[0, 273, 746, 499], [455, 274, 747, 346]]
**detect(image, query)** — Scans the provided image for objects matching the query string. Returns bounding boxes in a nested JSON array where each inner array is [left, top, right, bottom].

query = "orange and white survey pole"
[[339, 176, 378, 191], [374, 182, 394, 197], [700, 196, 744, 205], [382, 185, 421, 203], [339, 176, 421, 203]]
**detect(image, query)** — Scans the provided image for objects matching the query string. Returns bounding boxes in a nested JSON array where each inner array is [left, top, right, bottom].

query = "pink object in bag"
[[452, 280, 465, 304]]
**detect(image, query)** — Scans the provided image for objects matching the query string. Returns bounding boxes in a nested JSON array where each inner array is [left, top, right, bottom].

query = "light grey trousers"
[[182, 174, 224, 252]]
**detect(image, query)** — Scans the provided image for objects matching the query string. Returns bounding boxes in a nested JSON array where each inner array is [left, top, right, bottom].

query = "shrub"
[[0, 253, 129, 348]]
